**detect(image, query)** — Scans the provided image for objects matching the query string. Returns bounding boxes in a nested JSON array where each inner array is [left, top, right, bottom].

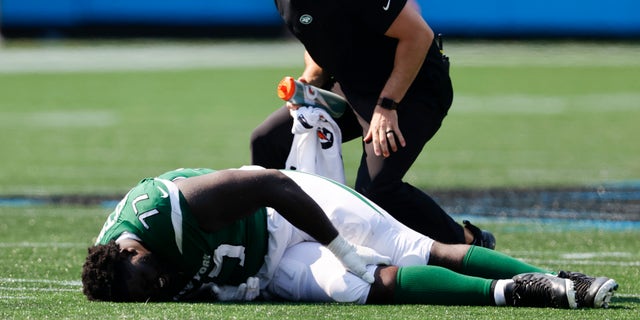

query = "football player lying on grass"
[[82, 167, 618, 308]]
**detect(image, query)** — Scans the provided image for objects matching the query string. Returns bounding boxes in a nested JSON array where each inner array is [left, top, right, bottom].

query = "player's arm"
[[364, 4, 433, 156], [175, 168, 338, 243], [175, 168, 389, 283]]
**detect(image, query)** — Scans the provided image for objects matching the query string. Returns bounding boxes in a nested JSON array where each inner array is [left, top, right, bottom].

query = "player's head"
[[81, 240, 179, 302]]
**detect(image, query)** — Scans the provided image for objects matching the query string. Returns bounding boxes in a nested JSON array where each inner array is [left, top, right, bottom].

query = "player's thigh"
[[281, 170, 433, 265], [267, 242, 372, 304]]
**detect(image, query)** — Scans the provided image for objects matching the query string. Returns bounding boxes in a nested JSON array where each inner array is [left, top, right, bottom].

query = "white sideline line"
[[0, 110, 119, 128], [1, 41, 639, 73], [0, 242, 87, 248], [449, 42, 640, 67], [0, 41, 305, 73], [452, 93, 640, 114], [0, 295, 33, 300], [522, 259, 640, 267], [561, 252, 635, 259], [0, 286, 79, 292], [0, 278, 82, 286], [502, 251, 636, 258]]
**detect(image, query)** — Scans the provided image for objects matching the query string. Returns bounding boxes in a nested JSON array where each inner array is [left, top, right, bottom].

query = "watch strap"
[[377, 97, 399, 110]]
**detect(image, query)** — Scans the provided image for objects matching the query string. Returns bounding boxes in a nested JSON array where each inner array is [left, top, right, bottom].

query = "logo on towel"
[[297, 114, 314, 129], [317, 127, 334, 149]]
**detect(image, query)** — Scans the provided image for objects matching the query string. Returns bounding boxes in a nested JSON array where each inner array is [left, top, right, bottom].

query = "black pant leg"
[[354, 95, 465, 244], [250, 106, 294, 169]]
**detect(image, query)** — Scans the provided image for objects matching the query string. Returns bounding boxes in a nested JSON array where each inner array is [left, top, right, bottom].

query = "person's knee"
[[249, 120, 291, 167], [249, 131, 272, 166], [366, 266, 399, 304], [250, 108, 290, 151], [356, 178, 402, 202], [249, 124, 271, 151], [249, 131, 263, 152]]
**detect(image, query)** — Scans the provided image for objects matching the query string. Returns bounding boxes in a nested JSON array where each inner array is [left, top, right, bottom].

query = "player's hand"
[[363, 106, 406, 157], [326, 235, 392, 283], [211, 277, 260, 301]]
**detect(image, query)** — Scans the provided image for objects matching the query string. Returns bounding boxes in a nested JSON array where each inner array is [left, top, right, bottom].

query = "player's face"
[[123, 250, 179, 301]]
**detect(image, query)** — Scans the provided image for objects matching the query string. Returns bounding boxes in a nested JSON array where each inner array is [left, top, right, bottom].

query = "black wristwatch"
[[377, 97, 399, 110]]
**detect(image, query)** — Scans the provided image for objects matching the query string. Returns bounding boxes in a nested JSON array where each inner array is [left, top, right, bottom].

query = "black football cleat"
[[557, 271, 618, 308], [505, 273, 577, 309], [463, 220, 496, 250]]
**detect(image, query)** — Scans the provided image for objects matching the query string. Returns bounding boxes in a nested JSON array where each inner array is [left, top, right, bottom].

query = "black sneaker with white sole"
[[557, 271, 618, 308], [505, 273, 577, 309]]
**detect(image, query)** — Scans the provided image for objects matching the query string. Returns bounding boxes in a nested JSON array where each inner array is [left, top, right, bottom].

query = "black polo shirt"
[[275, 0, 450, 119], [275, 0, 453, 119]]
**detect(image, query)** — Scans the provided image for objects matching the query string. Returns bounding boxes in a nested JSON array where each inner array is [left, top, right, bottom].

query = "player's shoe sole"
[[591, 278, 618, 308], [558, 271, 618, 308]]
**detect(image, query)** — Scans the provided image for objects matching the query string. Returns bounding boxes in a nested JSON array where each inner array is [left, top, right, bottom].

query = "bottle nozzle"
[[277, 76, 296, 101]]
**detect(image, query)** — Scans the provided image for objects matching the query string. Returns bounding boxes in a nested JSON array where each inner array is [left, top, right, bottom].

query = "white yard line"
[[502, 251, 635, 258], [0, 278, 82, 286], [0, 286, 80, 292], [0, 41, 305, 73], [451, 93, 640, 114], [0, 242, 87, 248], [447, 41, 640, 67], [522, 259, 640, 267], [0, 295, 34, 300], [0, 110, 119, 128], [0, 41, 639, 74]]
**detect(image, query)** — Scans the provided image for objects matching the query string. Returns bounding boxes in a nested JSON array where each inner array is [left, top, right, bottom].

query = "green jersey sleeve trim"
[[155, 178, 184, 254]]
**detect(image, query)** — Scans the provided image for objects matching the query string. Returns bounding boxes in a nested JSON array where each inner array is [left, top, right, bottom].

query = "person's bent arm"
[[175, 168, 389, 282], [176, 168, 338, 244], [285, 51, 331, 112], [300, 50, 329, 87], [364, 4, 433, 157], [381, 4, 432, 105]]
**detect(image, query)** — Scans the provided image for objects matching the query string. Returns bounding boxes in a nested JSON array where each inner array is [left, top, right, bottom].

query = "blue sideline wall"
[[0, 0, 280, 26], [2, 0, 639, 38], [419, 0, 640, 37]]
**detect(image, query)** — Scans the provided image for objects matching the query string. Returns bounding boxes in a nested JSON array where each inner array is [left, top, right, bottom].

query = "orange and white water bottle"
[[277, 76, 348, 118]]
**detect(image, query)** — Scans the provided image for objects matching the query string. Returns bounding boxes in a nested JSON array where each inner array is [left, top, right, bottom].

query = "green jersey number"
[[209, 244, 246, 278], [131, 193, 160, 229]]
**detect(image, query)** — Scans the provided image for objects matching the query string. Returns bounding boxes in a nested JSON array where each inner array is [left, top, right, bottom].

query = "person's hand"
[[211, 277, 260, 301], [285, 77, 311, 112], [363, 106, 406, 157], [286, 101, 301, 111], [326, 235, 392, 283]]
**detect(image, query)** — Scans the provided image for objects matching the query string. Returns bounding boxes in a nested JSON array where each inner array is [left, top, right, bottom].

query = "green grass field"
[[0, 40, 638, 319]]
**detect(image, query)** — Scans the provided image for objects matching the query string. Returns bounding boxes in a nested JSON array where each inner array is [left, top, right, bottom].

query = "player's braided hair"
[[81, 240, 131, 301]]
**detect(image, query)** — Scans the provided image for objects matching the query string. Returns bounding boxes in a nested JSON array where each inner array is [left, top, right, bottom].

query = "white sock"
[[493, 279, 513, 306]]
